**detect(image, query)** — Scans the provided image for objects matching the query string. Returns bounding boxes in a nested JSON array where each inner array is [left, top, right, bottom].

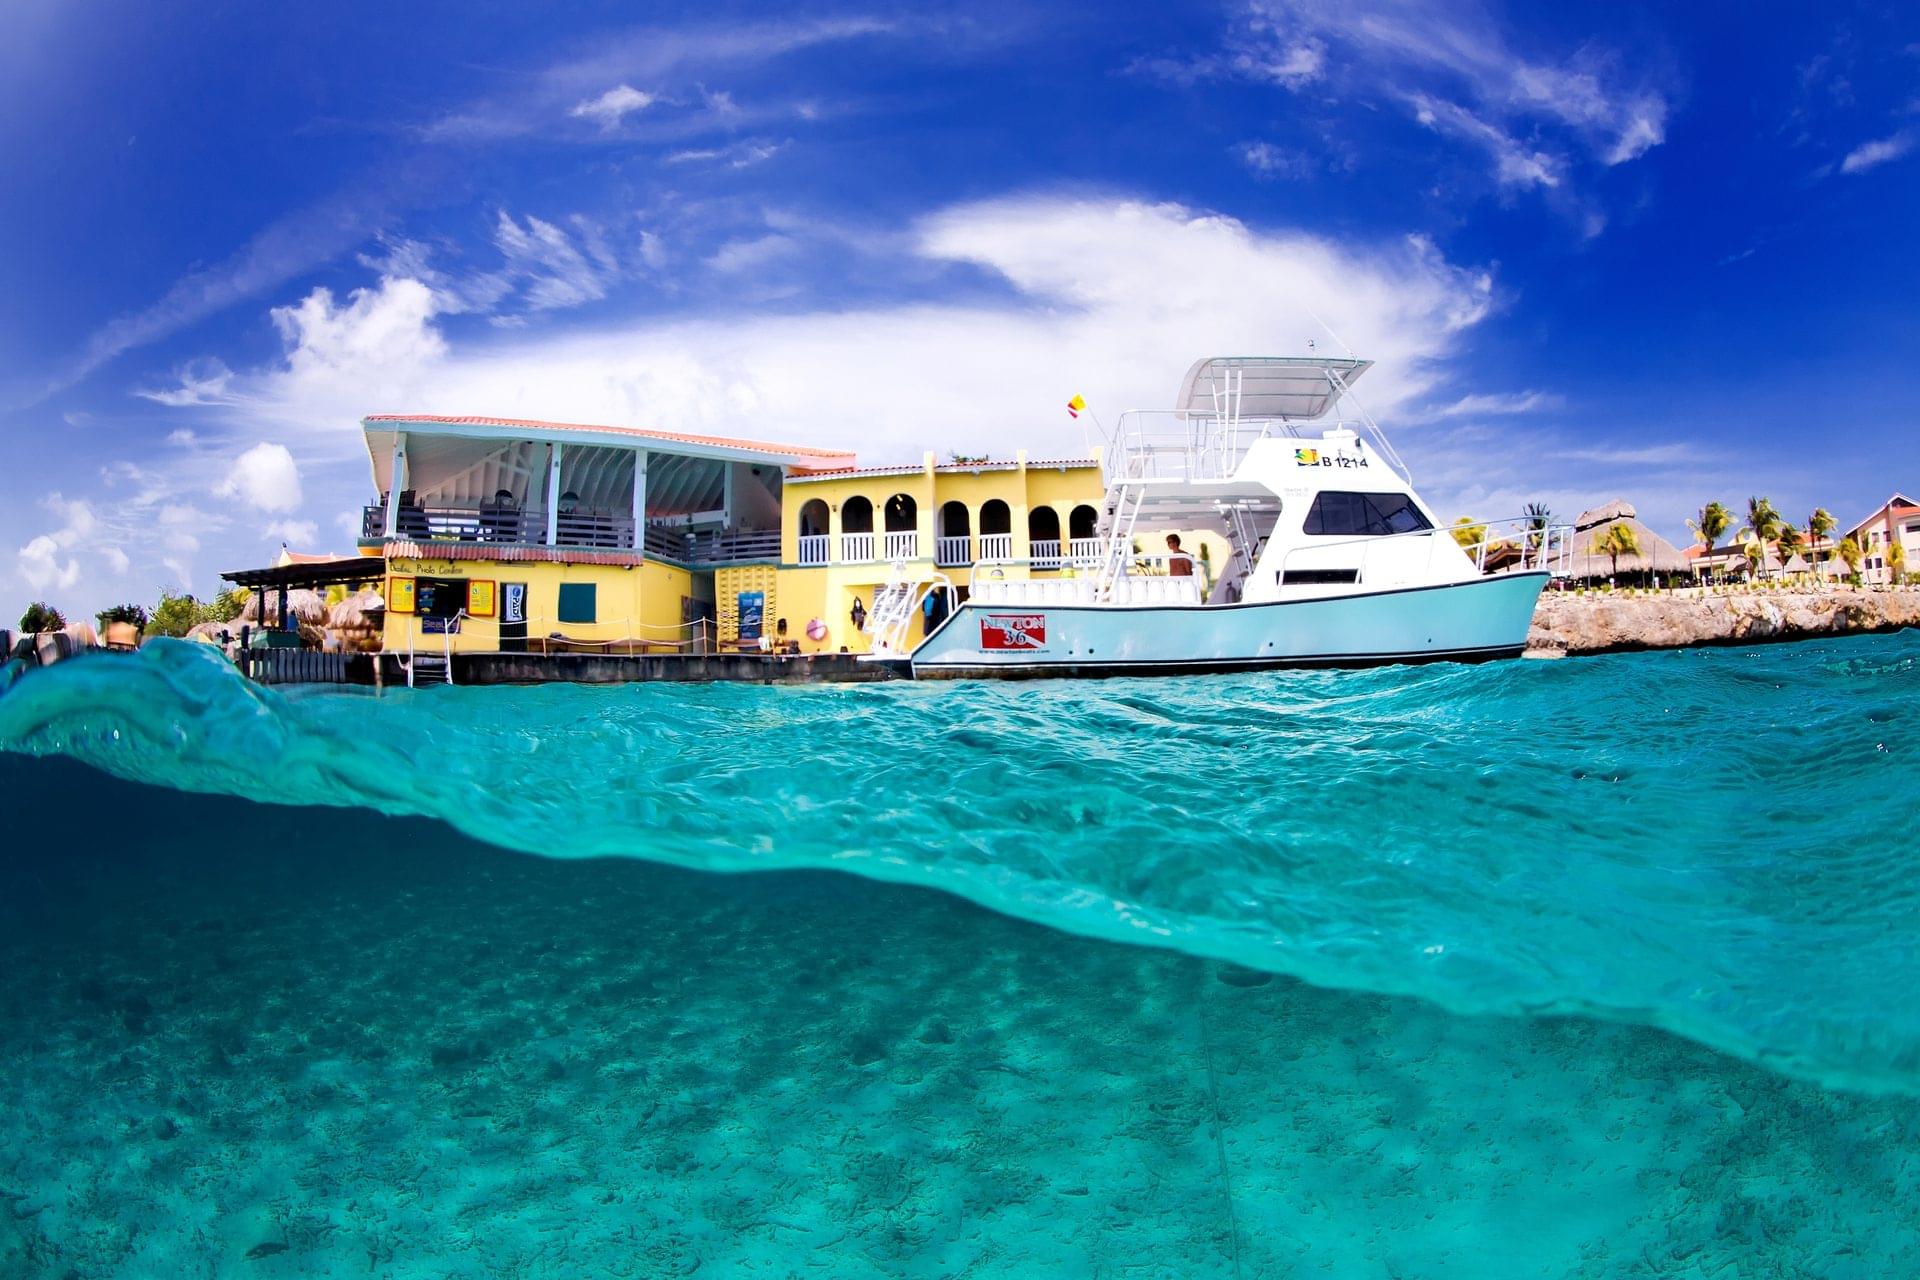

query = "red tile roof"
[[379, 539, 646, 567]]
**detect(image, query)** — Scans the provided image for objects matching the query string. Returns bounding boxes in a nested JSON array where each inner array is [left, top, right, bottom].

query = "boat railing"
[[1278, 517, 1575, 587], [1109, 410, 1410, 485]]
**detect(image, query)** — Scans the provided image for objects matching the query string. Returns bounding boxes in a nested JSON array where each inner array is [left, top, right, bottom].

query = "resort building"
[[1843, 493, 1920, 584], [1680, 493, 1918, 583], [227, 413, 1167, 662]]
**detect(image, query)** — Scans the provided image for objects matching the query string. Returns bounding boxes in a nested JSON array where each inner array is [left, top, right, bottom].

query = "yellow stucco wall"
[[767, 453, 1106, 653], [380, 556, 694, 654]]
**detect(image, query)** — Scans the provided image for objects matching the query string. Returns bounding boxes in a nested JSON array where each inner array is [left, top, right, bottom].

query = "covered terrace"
[[360, 415, 853, 566]]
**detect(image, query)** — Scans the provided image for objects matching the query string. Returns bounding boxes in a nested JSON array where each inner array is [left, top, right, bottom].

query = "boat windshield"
[[1301, 491, 1434, 537]]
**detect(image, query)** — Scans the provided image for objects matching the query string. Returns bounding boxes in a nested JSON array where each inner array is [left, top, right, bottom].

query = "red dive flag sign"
[[980, 613, 1047, 650], [1066, 393, 1086, 419]]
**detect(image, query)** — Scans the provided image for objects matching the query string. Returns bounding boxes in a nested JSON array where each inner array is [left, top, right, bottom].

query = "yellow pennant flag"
[[1066, 393, 1087, 419]]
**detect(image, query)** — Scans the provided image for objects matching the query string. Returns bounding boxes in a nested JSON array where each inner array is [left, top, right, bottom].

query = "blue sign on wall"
[[737, 591, 765, 641]]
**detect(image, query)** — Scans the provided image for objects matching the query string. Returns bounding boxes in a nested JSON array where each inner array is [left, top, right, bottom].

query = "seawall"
[[1528, 587, 1920, 656]]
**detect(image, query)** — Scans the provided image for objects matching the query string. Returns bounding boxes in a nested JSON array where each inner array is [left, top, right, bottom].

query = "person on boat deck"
[[1166, 533, 1195, 577]]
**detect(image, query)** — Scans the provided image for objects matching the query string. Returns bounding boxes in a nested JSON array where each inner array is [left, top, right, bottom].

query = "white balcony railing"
[[1030, 538, 1063, 569], [935, 535, 971, 567], [883, 531, 920, 561], [797, 534, 829, 566], [840, 532, 875, 562], [1068, 537, 1103, 566], [978, 533, 1013, 561]]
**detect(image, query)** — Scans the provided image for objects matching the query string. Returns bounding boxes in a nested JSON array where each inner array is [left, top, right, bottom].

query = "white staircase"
[[1089, 482, 1147, 600], [864, 582, 919, 654]]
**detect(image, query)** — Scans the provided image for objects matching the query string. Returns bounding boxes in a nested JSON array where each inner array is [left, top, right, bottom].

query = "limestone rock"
[[1528, 587, 1920, 656]]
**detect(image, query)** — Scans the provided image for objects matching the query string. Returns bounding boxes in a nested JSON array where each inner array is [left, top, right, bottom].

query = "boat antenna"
[[1298, 300, 1356, 360]]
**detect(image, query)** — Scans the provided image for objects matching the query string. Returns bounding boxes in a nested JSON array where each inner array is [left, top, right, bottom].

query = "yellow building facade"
[[721, 451, 1108, 654], [279, 414, 1226, 662]]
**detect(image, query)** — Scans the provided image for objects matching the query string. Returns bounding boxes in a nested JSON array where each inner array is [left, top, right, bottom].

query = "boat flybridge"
[[888, 354, 1568, 678]]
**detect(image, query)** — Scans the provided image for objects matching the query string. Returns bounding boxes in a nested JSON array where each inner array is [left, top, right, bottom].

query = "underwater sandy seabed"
[[2, 757, 1917, 1279]]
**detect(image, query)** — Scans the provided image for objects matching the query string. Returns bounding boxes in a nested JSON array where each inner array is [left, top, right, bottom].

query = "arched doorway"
[[884, 493, 918, 560], [797, 498, 830, 565], [840, 495, 874, 562], [979, 499, 1012, 561], [1029, 506, 1062, 569], [936, 500, 971, 566], [1068, 504, 1100, 566]]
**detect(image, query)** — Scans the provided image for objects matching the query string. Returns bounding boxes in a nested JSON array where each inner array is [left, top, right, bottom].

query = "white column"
[[632, 450, 648, 553], [545, 442, 563, 546], [721, 461, 735, 530], [382, 433, 408, 538]]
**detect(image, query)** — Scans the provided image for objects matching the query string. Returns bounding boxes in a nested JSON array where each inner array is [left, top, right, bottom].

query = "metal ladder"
[[1090, 481, 1146, 600], [864, 582, 920, 654], [399, 616, 457, 687]]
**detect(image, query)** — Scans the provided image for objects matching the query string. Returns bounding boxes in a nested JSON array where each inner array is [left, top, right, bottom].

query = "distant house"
[[1684, 539, 1813, 580], [1564, 499, 1690, 581], [1843, 493, 1920, 584]]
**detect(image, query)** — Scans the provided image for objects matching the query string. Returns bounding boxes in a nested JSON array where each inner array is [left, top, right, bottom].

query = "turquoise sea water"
[[2, 634, 1918, 1275]]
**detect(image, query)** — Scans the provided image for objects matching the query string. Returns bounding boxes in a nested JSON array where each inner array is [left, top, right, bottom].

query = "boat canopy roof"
[[1176, 356, 1373, 422]]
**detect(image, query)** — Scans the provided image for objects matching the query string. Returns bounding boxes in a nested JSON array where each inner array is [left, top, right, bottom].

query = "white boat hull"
[[908, 572, 1548, 679]]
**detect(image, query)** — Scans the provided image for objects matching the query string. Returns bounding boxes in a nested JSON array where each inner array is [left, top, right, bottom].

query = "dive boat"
[[895, 355, 1563, 679]]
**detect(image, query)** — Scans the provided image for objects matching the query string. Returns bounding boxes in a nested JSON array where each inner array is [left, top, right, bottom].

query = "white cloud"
[[37, 192, 389, 404], [165, 427, 198, 446], [136, 358, 235, 407], [101, 546, 131, 575], [1236, 141, 1312, 180], [665, 138, 786, 168], [200, 196, 1493, 470], [1409, 94, 1562, 189], [704, 233, 798, 274], [218, 442, 303, 513], [493, 212, 618, 312], [418, 18, 890, 142], [268, 277, 447, 404], [17, 535, 79, 593], [263, 519, 321, 546], [569, 84, 656, 130], [14, 494, 102, 593], [1840, 131, 1914, 174], [1417, 389, 1565, 421], [1155, 2, 1667, 201], [1239, 36, 1324, 86]]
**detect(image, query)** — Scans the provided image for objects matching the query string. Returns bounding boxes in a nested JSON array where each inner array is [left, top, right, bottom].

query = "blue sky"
[[5, 0, 1917, 618]]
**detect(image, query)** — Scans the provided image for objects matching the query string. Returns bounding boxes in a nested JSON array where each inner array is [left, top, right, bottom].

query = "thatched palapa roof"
[[1566, 498, 1691, 579]]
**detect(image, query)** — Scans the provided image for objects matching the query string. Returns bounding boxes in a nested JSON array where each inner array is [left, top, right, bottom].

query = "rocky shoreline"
[[1528, 587, 1920, 656]]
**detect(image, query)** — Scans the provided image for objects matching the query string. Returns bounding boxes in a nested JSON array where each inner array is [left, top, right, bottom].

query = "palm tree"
[[1775, 524, 1805, 579], [1740, 496, 1781, 578], [1589, 523, 1641, 580], [1687, 501, 1732, 580], [1891, 540, 1907, 584], [1450, 516, 1488, 553], [1837, 535, 1865, 583], [1522, 501, 1552, 567], [1807, 507, 1835, 575]]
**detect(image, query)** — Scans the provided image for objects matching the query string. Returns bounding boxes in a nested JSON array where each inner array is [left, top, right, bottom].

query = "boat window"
[[1303, 491, 1434, 537]]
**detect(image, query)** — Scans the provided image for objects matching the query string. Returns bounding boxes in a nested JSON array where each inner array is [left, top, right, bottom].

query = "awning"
[[222, 557, 387, 591], [1175, 356, 1373, 421]]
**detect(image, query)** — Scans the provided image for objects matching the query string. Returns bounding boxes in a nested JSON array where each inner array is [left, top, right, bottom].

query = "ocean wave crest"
[[4, 635, 1919, 1092]]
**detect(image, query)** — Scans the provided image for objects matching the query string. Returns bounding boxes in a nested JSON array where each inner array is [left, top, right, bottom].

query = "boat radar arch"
[[1176, 355, 1373, 423]]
